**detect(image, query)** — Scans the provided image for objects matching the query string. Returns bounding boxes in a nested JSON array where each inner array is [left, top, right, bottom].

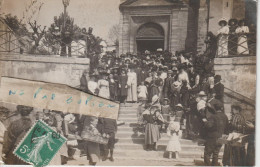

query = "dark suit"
[[214, 83, 224, 102], [204, 111, 228, 166]]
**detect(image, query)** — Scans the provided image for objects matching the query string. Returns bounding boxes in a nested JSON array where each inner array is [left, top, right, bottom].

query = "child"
[[166, 115, 182, 159], [137, 81, 148, 103], [161, 98, 172, 132]]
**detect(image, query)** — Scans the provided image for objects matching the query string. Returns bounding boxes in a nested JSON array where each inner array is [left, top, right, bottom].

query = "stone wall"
[[0, 54, 90, 88], [214, 56, 256, 120], [170, 8, 188, 53]]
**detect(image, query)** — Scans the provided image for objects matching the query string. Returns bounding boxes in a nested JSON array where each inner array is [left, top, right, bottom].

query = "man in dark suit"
[[213, 75, 224, 102], [101, 118, 117, 162], [203, 102, 228, 166]]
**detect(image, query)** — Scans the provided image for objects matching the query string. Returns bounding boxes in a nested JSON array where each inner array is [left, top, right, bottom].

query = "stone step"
[[114, 149, 206, 159], [119, 110, 138, 114], [120, 103, 140, 106], [114, 149, 224, 160], [115, 142, 204, 152], [114, 156, 196, 164], [116, 137, 198, 145], [117, 117, 138, 123], [118, 114, 138, 119], [117, 126, 135, 131], [116, 132, 179, 138]]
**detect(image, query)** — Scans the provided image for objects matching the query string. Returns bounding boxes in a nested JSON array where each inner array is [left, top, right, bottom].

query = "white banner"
[[0, 77, 119, 119]]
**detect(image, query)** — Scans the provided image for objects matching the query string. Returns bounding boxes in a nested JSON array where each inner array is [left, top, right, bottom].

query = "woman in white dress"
[[88, 74, 98, 95], [126, 67, 137, 102], [217, 18, 229, 57], [236, 19, 249, 55], [97, 72, 110, 99]]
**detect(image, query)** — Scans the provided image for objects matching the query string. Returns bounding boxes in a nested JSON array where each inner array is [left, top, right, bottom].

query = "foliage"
[[4, 14, 30, 37], [46, 12, 103, 54]]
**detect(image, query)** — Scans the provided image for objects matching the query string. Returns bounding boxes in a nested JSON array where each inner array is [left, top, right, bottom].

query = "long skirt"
[[144, 123, 161, 145], [98, 87, 110, 99], [222, 144, 246, 166], [237, 35, 249, 54], [127, 84, 137, 102], [217, 35, 229, 57]]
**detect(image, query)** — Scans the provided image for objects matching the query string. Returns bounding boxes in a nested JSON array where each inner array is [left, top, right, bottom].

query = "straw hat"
[[219, 18, 228, 26], [198, 91, 207, 96]]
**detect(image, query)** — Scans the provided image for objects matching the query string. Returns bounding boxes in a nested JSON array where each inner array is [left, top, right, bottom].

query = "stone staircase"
[[114, 103, 224, 164]]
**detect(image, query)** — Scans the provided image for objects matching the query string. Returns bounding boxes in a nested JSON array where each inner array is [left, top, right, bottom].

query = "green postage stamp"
[[13, 120, 67, 167]]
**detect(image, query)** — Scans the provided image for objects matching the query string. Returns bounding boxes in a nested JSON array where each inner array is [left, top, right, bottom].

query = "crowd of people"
[[0, 18, 256, 166], [0, 105, 117, 166]]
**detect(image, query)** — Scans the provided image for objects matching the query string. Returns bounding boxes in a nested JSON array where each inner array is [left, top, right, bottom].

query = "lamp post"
[[62, 0, 70, 31]]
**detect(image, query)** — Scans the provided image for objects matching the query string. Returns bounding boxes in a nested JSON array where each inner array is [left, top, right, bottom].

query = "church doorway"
[[136, 22, 164, 53]]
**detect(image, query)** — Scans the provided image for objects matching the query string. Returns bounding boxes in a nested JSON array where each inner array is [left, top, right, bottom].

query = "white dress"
[[217, 26, 229, 57], [137, 85, 148, 100], [127, 72, 137, 102], [166, 122, 181, 152], [97, 79, 110, 99], [88, 80, 98, 94], [236, 26, 249, 54]]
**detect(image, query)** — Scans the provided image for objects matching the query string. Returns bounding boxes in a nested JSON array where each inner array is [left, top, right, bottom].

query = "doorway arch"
[[136, 22, 165, 53]]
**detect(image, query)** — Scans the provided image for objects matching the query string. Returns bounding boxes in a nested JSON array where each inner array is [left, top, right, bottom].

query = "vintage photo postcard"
[[0, 0, 257, 166]]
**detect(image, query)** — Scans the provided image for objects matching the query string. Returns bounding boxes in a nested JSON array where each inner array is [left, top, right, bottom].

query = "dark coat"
[[163, 77, 175, 98], [204, 111, 228, 140], [101, 118, 117, 134], [118, 75, 128, 96], [214, 83, 224, 102]]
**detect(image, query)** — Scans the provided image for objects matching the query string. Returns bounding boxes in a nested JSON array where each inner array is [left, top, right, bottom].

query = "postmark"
[[13, 120, 67, 167]]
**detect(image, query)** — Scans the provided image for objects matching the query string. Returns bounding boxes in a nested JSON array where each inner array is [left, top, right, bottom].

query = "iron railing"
[[216, 33, 256, 57]]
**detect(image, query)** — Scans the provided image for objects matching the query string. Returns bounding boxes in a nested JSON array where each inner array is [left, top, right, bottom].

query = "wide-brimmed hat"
[[228, 18, 238, 26], [163, 98, 170, 102], [198, 91, 207, 96], [157, 48, 163, 52], [125, 58, 131, 62], [175, 103, 183, 108], [167, 70, 173, 74], [151, 95, 159, 104], [219, 18, 228, 26], [172, 81, 181, 88], [172, 67, 178, 71]]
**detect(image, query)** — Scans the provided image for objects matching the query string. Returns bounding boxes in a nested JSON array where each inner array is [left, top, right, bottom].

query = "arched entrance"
[[136, 22, 164, 53]]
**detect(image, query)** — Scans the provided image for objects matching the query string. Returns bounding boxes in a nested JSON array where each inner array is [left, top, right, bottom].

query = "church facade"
[[118, 0, 253, 55], [119, 0, 189, 54]]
